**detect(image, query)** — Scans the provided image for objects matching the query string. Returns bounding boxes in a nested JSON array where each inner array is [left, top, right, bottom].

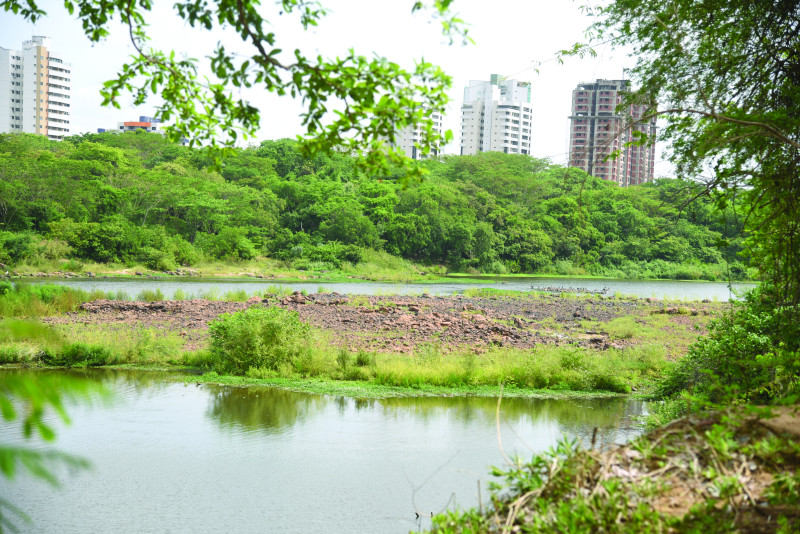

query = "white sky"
[[0, 0, 670, 174]]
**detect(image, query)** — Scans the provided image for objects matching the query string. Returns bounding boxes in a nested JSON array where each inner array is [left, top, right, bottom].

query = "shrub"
[[139, 246, 178, 271], [223, 289, 249, 302], [210, 227, 257, 261], [61, 259, 85, 272], [0, 231, 35, 263], [36, 238, 73, 260], [0, 281, 13, 296], [0, 346, 24, 364], [354, 350, 373, 367], [137, 289, 165, 302], [44, 342, 113, 367], [208, 306, 311, 375], [657, 285, 800, 404]]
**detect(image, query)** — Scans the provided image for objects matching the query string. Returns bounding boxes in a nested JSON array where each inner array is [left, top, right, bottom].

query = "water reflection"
[[206, 386, 326, 433], [202, 384, 644, 449], [2, 370, 648, 534]]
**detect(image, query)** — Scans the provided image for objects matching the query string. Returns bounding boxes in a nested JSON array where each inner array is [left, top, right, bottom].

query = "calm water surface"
[[1, 370, 645, 534], [38, 275, 756, 301]]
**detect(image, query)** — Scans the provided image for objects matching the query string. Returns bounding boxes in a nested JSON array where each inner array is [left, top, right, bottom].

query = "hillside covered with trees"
[[0, 131, 748, 280]]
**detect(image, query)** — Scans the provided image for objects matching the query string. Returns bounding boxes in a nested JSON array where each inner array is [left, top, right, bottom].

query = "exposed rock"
[[44, 292, 719, 355]]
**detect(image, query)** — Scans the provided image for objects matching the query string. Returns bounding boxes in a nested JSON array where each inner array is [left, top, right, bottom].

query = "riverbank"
[[0, 288, 726, 397], [1, 254, 757, 285], [43, 290, 720, 357], [427, 404, 800, 533]]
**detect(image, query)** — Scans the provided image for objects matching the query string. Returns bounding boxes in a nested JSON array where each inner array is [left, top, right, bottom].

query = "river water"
[[36, 275, 756, 301], [1, 370, 645, 534]]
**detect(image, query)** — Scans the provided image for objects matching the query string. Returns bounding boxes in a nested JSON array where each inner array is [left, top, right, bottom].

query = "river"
[[34, 275, 755, 301], [1, 369, 646, 534]]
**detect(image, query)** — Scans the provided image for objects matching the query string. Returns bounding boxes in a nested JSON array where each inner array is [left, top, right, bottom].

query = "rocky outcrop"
[[43, 292, 718, 355]]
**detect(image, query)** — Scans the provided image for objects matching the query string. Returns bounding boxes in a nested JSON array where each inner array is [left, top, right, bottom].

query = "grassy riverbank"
[[4, 251, 450, 283], [0, 283, 718, 397], [0, 320, 665, 396]]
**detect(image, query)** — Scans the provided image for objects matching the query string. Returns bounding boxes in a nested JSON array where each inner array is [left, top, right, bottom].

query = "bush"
[[139, 247, 178, 271], [137, 289, 165, 302], [0, 281, 13, 296], [657, 285, 800, 404], [208, 306, 311, 375], [209, 227, 257, 261], [0, 232, 35, 263], [44, 342, 113, 367], [36, 238, 73, 260]]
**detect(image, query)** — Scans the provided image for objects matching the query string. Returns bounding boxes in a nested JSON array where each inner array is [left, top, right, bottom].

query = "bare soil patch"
[[42, 292, 721, 354]]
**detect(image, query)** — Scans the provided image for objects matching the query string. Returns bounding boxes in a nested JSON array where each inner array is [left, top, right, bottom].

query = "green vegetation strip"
[[0, 134, 752, 283], [178, 372, 624, 399]]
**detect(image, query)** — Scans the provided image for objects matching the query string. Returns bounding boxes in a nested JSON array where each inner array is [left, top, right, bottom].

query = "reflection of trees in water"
[[374, 396, 640, 431], [207, 387, 326, 433], [334, 395, 379, 415], [57, 367, 175, 391], [15, 371, 645, 443], [4, 368, 177, 408]]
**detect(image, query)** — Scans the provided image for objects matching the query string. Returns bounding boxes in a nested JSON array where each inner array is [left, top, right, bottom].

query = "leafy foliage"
[[657, 285, 800, 405], [0, 134, 748, 279], [569, 0, 800, 412], [583, 0, 799, 305], [0, 0, 466, 179], [208, 305, 311, 375]]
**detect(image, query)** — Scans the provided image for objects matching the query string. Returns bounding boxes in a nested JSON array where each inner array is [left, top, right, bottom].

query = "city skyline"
[[0, 1, 671, 174]]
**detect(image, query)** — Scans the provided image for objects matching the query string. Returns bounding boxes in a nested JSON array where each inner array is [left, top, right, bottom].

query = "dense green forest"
[[0, 131, 749, 280]]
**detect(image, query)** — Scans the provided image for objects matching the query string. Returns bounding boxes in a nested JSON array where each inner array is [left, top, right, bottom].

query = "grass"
[[10, 252, 454, 283], [137, 288, 165, 302], [579, 308, 715, 359], [2, 314, 669, 395], [462, 287, 533, 298], [0, 281, 719, 396], [0, 321, 189, 366], [182, 373, 626, 399], [365, 345, 639, 393], [337, 249, 446, 282], [0, 282, 110, 317]]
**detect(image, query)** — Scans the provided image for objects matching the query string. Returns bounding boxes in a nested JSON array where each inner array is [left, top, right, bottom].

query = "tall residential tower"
[[460, 74, 533, 156], [387, 109, 443, 160], [568, 79, 655, 186], [0, 36, 72, 140]]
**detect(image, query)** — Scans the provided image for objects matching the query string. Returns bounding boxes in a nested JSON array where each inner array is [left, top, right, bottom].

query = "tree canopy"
[[1, 0, 466, 177], [584, 0, 800, 306], [0, 132, 749, 281]]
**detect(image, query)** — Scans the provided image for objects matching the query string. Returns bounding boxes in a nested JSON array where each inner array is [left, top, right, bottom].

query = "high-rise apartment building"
[[568, 79, 656, 186], [460, 74, 533, 156], [0, 36, 72, 140], [388, 110, 443, 160]]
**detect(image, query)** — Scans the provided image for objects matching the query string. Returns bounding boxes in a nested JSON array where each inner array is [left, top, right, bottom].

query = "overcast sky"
[[1, 1, 669, 173]]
